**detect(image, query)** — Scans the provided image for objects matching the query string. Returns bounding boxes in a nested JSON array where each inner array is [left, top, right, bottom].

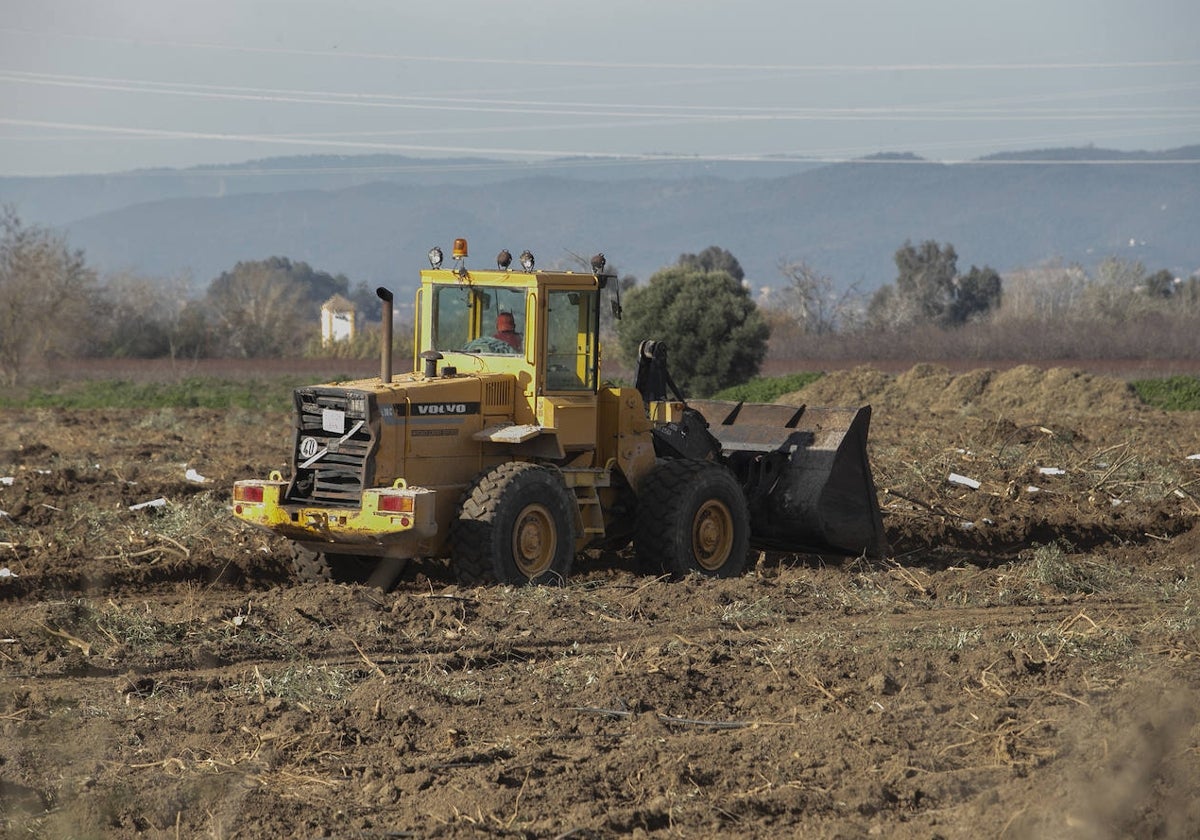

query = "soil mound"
[[781, 363, 1144, 418]]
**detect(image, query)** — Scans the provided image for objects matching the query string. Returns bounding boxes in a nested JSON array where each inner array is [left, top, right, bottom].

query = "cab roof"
[[420, 268, 605, 289]]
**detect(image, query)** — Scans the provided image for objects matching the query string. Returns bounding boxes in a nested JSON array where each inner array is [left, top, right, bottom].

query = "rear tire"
[[635, 459, 750, 578], [450, 463, 576, 585]]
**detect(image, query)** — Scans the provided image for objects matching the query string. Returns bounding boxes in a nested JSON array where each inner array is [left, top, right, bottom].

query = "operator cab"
[[415, 239, 602, 396]]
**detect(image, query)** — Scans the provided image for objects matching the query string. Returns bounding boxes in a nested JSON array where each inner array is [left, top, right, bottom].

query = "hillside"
[[2, 147, 1197, 295], [0, 155, 821, 227]]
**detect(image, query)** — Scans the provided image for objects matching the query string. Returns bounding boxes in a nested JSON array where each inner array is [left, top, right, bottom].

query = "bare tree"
[[775, 259, 866, 335], [994, 260, 1089, 322], [1081, 256, 1155, 322], [96, 270, 196, 359], [0, 207, 97, 385], [206, 261, 311, 357]]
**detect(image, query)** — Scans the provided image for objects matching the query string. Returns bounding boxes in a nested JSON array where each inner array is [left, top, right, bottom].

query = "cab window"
[[431, 286, 470, 352], [432, 285, 526, 354], [544, 289, 598, 391]]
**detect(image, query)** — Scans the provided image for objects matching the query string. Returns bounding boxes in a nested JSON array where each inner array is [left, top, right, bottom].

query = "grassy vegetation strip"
[[710, 371, 824, 402], [0, 377, 306, 411], [1, 370, 1198, 411], [1131, 376, 1200, 411]]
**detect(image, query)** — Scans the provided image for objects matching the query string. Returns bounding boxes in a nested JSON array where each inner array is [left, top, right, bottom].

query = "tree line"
[[0, 209, 389, 385], [618, 242, 1197, 397], [1, 206, 1195, 392]]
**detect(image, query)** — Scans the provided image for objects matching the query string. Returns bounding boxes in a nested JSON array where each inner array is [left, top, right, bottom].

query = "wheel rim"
[[511, 503, 557, 578], [692, 499, 735, 571]]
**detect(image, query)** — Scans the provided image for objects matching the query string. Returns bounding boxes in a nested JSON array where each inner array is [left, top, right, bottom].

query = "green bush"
[[1131, 376, 1200, 411], [617, 262, 769, 397], [711, 372, 825, 403]]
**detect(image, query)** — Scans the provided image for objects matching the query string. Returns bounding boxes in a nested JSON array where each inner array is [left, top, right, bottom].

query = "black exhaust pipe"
[[376, 287, 393, 383]]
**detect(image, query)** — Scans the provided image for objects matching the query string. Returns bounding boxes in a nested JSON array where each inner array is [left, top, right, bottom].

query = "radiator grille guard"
[[285, 387, 376, 507]]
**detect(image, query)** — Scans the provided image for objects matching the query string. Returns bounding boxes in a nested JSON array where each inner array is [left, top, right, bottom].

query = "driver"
[[493, 311, 522, 351]]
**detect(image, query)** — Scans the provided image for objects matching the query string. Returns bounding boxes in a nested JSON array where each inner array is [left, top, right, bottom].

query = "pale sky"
[[1, 0, 1198, 176]]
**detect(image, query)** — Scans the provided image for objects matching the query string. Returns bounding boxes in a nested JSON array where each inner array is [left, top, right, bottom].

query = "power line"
[[3, 70, 1198, 124], [2, 117, 1197, 170], [2, 26, 1198, 74]]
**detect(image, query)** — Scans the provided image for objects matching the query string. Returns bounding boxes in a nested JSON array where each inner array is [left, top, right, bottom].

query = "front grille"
[[286, 388, 375, 506]]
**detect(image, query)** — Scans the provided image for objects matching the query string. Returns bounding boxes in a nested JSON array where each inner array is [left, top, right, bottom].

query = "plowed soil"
[[2, 365, 1198, 839]]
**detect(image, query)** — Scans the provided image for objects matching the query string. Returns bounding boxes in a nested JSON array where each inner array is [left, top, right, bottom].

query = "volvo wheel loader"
[[232, 238, 886, 585]]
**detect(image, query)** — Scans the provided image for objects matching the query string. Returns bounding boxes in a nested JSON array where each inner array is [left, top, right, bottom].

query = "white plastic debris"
[[1038, 467, 1066, 476], [184, 468, 209, 484], [1026, 486, 1041, 494], [129, 497, 168, 511], [0, 568, 16, 579], [0, 476, 13, 486], [948, 473, 981, 490], [1188, 454, 1200, 461]]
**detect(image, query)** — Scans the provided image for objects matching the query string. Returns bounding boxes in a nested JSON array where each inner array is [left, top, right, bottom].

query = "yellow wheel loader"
[[232, 239, 886, 585]]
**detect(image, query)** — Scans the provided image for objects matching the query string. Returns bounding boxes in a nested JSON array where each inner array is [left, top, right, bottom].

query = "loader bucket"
[[689, 400, 887, 558]]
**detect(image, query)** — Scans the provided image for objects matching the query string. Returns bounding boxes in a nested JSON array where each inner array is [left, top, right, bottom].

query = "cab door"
[[536, 287, 600, 454]]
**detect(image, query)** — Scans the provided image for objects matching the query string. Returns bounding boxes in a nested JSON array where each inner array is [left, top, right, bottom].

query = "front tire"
[[291, 542, 334, 583], [635, 459, 750, 578], [451, 463, 576, 585], [290, 543, 385, 586]]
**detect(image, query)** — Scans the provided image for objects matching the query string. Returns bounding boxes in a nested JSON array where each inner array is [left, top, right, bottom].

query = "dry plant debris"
[[0, 368, 1198, 838]]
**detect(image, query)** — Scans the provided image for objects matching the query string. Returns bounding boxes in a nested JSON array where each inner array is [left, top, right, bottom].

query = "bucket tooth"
[[692, 400, 805, 428]]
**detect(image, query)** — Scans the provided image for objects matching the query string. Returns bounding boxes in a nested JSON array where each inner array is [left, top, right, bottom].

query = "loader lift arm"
[[633, 339, 723, 462]]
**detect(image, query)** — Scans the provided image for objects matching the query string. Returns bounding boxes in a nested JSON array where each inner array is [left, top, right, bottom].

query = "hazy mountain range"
[[2, 147, 1196, 299]]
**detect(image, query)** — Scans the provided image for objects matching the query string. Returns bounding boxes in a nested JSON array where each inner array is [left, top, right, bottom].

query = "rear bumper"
[[232, 478, 439, 551]]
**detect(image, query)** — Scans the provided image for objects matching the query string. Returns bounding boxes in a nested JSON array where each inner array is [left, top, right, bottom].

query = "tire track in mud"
[[3, 391, 1196, 837], [4, 577, 1160, 692]]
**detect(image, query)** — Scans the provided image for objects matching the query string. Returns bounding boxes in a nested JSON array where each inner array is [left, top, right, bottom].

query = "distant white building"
[[321, 294, 356, 345]]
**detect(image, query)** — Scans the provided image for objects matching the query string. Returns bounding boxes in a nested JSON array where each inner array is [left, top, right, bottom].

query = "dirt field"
[[2, 364, 1198, 838]]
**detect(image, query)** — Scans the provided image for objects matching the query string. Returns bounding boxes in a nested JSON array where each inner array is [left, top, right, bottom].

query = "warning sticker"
[[322, 408, 346, 434]]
